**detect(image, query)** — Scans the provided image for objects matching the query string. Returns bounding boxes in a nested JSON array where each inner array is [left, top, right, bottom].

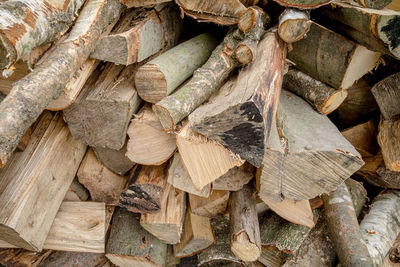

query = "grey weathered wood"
[[371, 72, 400, 120], [39, 251, 107, 267], [212, 163, 254, 191]]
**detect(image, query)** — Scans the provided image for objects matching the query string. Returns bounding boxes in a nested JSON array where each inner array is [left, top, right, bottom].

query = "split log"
[[125, 105, 176, 165], [106, 208, 167, 267], [0, 249, 52, 267], [77, 149, 128, 205], [283, 69, 348, 115], [360, 190, 400, 266], [91, 5, 182, 65], [177, 124, 244, 190], [323, 182, 374, 267], [93, 140, 135, 175], [371, 72, 400, 120], [167, 153, 211, 197], [140, 184, 186, 244], [188, 31, 285, 167], [0, 0, 122, 167], [175, 0, 247, 25], [120, 0, 171, 7], [341, 119, 378, 158], [0, 112, 86, 251], [119, 163, 168, 213], [136, 33, 218, 103], [189, 190, 230, 218], [229, 185, 261, 262], [0, 0, 85, 69], [257, 90, 364, 202], [64, 63, 141, 150], [153, 7, 268, 131], [212, 163, 254, 191], [278, 9, 311, 43], [288, 22, 380, 90], [173, 209, 215, 257], [378, 118, 400, 171], [39, 252, 107, 267], [64, 178, 90, 201]]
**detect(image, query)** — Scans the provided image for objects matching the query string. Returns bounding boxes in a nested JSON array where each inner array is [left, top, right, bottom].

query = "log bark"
[[153, 7, 268, 131], [283, 69, 348, 115], [91, 5, 182, 65], [0, 0, 122, 167], [125, 105, 176, 165], [0, 0, 85, 69], [119, 163, 168, 213], [272, 0, 330, 9], [0, 249, 51, 267], [258, 90, 364, 202], [229, 185, 261, 262], [135, 33, 218, 103], [355, 0, 392, 9], [189, 190, 230, 218], [378, 118, 400, 171], [212, 163, 254, 191], [0, 112, 86, 251], [39, 252, 107, 267], [188, 31, 285, 167], [120, 0, 171, 7], [371, 72, 400, 120], [64, 178, 90, 201], [106, 207, 167, 267], [77, 149, 128, 205], [278, 9, 311, 43], [288, 22, 380, 90]]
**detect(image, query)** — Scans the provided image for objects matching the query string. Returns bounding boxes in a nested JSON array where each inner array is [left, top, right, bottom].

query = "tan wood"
[[342, 120, 378, 158], [0, 249, 51, 267], [378, 118, 400, 171], [64, 178, 90, 201], [371, 72, 400, 120], [212, 163, 254, 191], [278, 9, 311, 43], [189, 190, 230, 218]]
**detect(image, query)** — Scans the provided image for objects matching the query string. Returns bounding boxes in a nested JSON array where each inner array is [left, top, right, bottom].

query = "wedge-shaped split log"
[[212, 163, 254, 191], [258, 90, 364, 202], [189, 190, 230, 218]]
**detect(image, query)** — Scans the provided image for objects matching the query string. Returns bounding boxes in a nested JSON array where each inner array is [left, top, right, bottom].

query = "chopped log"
[[378, 118, 400, 171], [212, 163, 254, 191], [0, 112, 86, 251], [106, 208, 167, 267], [119, 163, 168, 213], [77, 149, 128, 205], [229, 185, 261, 262], [125, 105, 176, 165], [173, 209, 215, 257], [64, 63, 141, 150], [0, 0, 122, 167], [371, 72, 400, 120], [140, 184, 186, 244], [278, 9, 311, 43], [64, 178, 90, 201], [189, 190, 230, 218], [258, 90, 364, 202], [341, 120, 378, 158], [0, 249, 51, 267], [175, 0, 247, 25], [167, 153, 211, 197], [136, 33, 218, 103], [189, 31, 285, 167], [283, 69, 348, 115], [39, 252, 107, 267], [91, 5, 182, 65], [264, 198, 315, 228], [93, 140, 135, 175], [323, 182, 374, 267], [177, 124, 244, 190], [153, 7, 268, 131], [360, 190, 400, 266], [121, 0, 171, 7], [0, 0, 85, 69], [272, 0, 330, 9], [288, 22, 380, 90]]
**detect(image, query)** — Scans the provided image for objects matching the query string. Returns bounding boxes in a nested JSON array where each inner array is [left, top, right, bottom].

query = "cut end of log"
[[153, 104, 174, 130], [238, 7, 258, 33], [231, 231, 261, 262], [235, 43, 255, 64], [278, 9, 311, 43], [135, 65, 168, 104], [320, 89, 348, 114]]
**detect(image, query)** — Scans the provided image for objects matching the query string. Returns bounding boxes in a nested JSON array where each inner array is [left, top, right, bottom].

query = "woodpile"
[[1, 0, 400, 266]]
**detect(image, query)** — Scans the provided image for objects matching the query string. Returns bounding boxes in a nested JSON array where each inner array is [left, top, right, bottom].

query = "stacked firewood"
[[0, 0, 400, 266]]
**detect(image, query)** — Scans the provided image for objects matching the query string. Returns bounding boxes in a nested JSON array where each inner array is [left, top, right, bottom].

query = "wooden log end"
[[238, 7, 258, 33], [135, 64, 168, 104], [278, 9, 311, 44], [231, 231, 261, 262], [235, 42, 255, 64], [153, 104, 174, 131], [320, 89, 348, 114]]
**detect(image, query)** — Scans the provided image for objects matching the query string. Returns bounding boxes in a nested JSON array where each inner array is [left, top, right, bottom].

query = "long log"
[[0, 0, 122, 167], [371, 72, 400, 120]]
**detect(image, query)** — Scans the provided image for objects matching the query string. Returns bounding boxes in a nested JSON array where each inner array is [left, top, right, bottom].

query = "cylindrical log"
[[278, 9, 311, 43]]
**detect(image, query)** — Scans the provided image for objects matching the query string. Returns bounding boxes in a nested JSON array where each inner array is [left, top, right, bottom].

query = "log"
[[167, 153, 211, 197], [0, 112, 86, 251], [39, 252, 107, 267], [93, 140, 135, 175], [229, 185, 261, 262], [153, 7, 268, 131], [119, 163, 168, 213], [120, 0, 171, 7], [0, 0, 85, 69], [212, 163, 254, 191], [0, 249, 51, 267], [323, 182, 374, 267], [177, 124, 244, 190], [360, 190, 400, 266], [272, 0, 330, 9], [77, 149, 128, 205], [189, 190, 230, 218], [283, 69, 348, 115], [136, 33, 218, 103], [257, 90, 364, 202], [140, 184, 186, 244], [0, 0, 122, 167], [106, 208, 167, 267], [288, 22, 380, 90], [378, 118, 400, 171], [64, 63, 141, 150], [167, 245, 181, 267], [278, 9, 311, 43], [173, 209, 215, 257], [188, 31, 286, 167], [64, 178, 90, 201], [355, 0, 392, 9], [341, 119, 378, 158], [371, 72, 400, 120], [91, 5, 182, 65], [125, 105, 176, 165], [385, 235, 400, 266]]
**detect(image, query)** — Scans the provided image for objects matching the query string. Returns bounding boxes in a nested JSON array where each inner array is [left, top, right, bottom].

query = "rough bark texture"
[[283, 69, 348, 115], [0, 0, 122, 167], [189, 31, 286, 167], [371, 72, 400, 120], [120, 0, 171, 7], [378, 118, 400, 171], [355, 0, 392, 9], [39, 252, 107, 267], [278, 9, 311, 43], [0, 249, 52, 267]]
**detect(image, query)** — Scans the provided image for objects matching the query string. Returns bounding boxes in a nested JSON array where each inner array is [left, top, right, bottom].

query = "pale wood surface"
[[189, 190, 230, 218], [342, 119, 378, 158], [212, 163, 254, 191]]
